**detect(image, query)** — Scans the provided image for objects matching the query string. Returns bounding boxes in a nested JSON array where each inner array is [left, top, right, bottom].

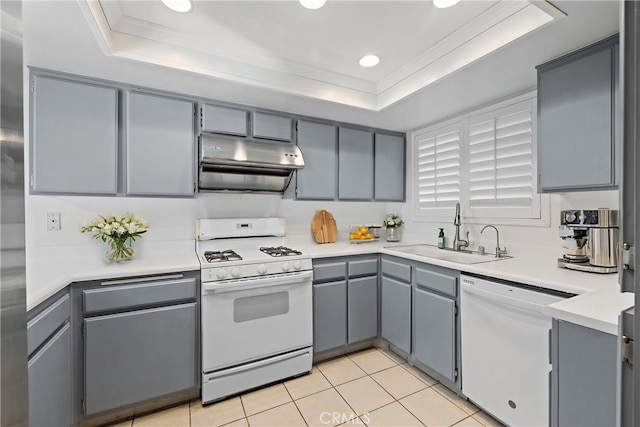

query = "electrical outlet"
[[47, 213, 61, 231]]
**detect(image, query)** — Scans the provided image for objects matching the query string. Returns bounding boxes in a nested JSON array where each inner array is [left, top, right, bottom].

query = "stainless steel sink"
[[386, 244, 512, 265]]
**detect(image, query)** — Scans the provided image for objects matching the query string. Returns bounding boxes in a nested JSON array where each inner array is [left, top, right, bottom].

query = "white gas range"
[[196, 218, 313, 404]]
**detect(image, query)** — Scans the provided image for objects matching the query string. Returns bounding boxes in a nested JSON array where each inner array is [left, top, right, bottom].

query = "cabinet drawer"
[[201, 104, 248, 136], [348, 259, 378, 277], [313, 262, 346, 282], [27, 294, 70, 357], [83, 277, 197, 314], [415, 267, 457, 298], [381, 259, 411, 283], [252, 112, 293, 141]]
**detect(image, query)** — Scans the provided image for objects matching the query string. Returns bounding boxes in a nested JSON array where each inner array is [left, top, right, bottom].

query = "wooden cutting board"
[[311, 209, 338, 244]]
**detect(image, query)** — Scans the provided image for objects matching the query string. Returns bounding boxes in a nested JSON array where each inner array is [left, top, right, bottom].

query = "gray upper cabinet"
[[252, 112, 293, 142], [375, 133, 405, 201], [126, 92, 195, 196], [537, 35, 618, 192], [31, 75, 118, 194], [338, 127, 374, 200], [201, 103, 248, 136], [296, 120, 337, 200]]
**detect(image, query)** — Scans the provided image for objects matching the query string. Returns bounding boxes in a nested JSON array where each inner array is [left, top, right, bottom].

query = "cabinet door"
[[381, 276, 411, 354], [126, 92, 195, 196], [551, 320, 617, 427], [412, 287, 456, 383], [84, 303, 197, 416], [296, 120, 337, 200], [201, 104, 248, 136], [538, 42, 615, 191], [348, 276, 378, 344], [375, 133, 405, 201], [28, 323, 72, 427], [313, 281, 347, 354], [31, 76, 118, 194], [252, 112, 293, 141], [338, 127, 373, 200]]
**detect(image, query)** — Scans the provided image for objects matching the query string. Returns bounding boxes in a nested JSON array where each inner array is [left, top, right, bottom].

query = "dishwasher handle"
[[461, 282, 551, 314]]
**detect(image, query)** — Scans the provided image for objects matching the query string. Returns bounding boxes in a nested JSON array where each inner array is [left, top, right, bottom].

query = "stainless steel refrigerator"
[[620, 1, 638, 424], [0, 0, 28, 425]]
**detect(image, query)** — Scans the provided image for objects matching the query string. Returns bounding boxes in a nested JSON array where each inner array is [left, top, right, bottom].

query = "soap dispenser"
[[438, 228, 445, 249]]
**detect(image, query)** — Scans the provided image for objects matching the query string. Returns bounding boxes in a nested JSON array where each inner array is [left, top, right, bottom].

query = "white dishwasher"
[[460, 274, 569, 427]]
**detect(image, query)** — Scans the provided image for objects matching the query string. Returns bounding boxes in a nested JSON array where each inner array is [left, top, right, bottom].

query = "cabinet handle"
[[100, 273, 184, 286]]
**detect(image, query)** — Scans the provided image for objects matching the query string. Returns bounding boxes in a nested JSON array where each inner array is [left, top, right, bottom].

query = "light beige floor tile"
[[377, 348, 407, 365], [400, 363, 438, 386], [317, 356, 367, 386], [191, 396, 246, 426], [453, 416, 486, 427], [338, 416, 365, 426], [133, 404, 190, 427], [285, 367, 333, 400], [473, 410, 506, 427], [371, 365, 428, 399], [222, 418, 249, 427], [241, 383, 292, 416], [247, 402, 306, 427], [400, 388, 467, 426], [348, 348, 397, 374], [109, 418, 133, 427], [433, 384, 479, 415], [363, 402, 424, 427], [295, 388, 356, 427], [335, 376, 394, 416]]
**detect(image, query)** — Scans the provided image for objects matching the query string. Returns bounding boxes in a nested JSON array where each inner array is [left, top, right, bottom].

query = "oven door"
[[201, 270, 313, 373]]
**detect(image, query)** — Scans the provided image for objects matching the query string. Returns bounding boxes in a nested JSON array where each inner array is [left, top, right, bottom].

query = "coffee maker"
[[558, 208, 619, 273]]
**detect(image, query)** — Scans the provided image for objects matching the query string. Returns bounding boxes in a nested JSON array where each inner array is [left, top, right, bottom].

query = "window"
[[412, 92, 548, 225]]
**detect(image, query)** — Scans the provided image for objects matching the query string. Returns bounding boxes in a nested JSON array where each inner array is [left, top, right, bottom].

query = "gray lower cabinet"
[[412, 287, 456, 383], [338, 127, 373, 200], [313, 256, 378, 359], [31, 74, 118, 194], [84, 303, 198, 416], [537, 34, 619, 192], [27, 293, 72, 427], [200, 103, 248, 136], [296, 120, 338, 200], [374, 133, 405, 201], [125, 92, 195, 196], [313, 280, 347, 353], [381, 275, 411, 355], [550, 319, 617, 427]]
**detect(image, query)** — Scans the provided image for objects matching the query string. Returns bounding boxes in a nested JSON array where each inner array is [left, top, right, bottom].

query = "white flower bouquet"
[[383, 214, 404, 229], [81, 214, 148, 262]]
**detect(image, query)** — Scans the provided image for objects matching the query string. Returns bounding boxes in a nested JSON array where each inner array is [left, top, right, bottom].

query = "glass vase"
[[386, 227, 402, 242], [105, 238, 134, 263]]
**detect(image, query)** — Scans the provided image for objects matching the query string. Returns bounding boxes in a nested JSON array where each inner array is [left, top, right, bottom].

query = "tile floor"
[[112, 348, 503, 427]]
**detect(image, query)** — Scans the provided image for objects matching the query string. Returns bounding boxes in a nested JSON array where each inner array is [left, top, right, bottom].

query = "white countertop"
[[27, 235, 630, 334]]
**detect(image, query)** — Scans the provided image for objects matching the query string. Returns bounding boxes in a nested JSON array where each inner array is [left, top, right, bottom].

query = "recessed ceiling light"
[[359, 55, 380, 68], [299, 0, 326, 10], [161, 0, 192, 13], [433, 0, 460, 8]]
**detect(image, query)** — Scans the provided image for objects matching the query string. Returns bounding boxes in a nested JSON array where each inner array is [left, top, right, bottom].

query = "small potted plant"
[[383, 214, 404, 242], [81, 214, 149, 263]]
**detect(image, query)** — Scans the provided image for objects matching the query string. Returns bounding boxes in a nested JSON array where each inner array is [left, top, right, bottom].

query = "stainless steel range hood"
[[198, 133, 304, 193]]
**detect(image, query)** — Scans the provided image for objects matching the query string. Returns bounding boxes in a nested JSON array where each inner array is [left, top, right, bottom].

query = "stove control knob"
[[282, 262, 291, 272], [293, 261, 302, 271], [231, 267, 241, 278], [216, 268, 228, 279], [257, 264, 268, 275]]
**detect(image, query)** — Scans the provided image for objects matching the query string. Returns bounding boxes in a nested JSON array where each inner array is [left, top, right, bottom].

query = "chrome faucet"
[[481, 225, 508, 258], [453, 202, 469, 251]]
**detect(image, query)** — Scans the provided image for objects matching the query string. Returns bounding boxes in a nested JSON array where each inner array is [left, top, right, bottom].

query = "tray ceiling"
[[81, 0, 565, 111]]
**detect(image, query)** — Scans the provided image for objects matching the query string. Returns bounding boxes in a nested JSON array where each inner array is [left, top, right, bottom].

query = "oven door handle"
[[202, 270, 313, 294]]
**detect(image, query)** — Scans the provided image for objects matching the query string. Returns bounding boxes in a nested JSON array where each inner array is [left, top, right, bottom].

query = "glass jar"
[[386, 227, 401, 242]]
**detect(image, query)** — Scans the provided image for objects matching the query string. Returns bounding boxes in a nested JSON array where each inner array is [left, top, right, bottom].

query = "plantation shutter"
[[466, 99, 538, 218], [414, 122, 462, 215]]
